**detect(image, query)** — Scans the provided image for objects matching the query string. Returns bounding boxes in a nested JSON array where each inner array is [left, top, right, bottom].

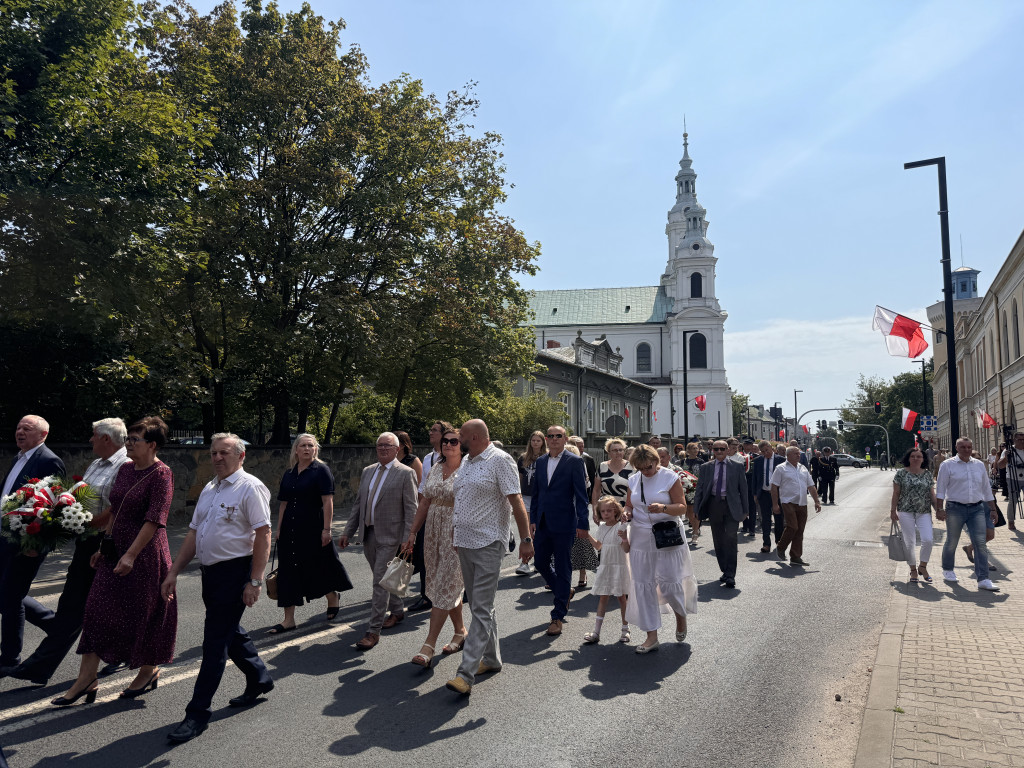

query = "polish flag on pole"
[[976, 409, 997, 429], [694, 395, 707, 411], [778, 428, 785, 438], [872, 306, 929, 358], [624, 406, 630, 418], [901, 407, 918, 431], [801, 424, 809, 434]]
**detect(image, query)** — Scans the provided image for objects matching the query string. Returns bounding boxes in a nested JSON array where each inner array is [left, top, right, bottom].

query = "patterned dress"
[[78, 461, 177, 668], [423, 463, 464, 610], [597, 462, 633, 500]]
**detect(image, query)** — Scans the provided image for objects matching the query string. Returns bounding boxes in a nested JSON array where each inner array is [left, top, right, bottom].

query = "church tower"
[[661, 130, 732, 439]]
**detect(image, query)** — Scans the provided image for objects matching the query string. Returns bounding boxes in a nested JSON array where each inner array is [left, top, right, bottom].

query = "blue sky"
[[194, 0, 1024, 421]]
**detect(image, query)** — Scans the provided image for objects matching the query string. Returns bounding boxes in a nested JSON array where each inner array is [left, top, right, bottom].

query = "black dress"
[[276, 461, 352, 608]]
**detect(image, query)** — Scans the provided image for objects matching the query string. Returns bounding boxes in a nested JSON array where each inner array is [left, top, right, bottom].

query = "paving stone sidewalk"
[[856, 527, 1024, 767]]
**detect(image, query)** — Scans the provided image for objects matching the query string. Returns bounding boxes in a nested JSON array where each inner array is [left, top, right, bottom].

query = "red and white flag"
[[872, 306, 929, 358], [694, 395, 707, 412], [778, 428, 785, 438], [901, 407, 917, 431], [976, 409, 997, 429], [801, 424, 809, 434], [624, 406, 630, 418]]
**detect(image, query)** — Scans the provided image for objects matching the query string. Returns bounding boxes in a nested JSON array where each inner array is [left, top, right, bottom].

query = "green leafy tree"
[[731, 391, 750, 436], [839, 362, 933, 460]]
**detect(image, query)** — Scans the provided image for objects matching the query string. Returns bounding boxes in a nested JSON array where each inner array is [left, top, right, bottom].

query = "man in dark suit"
[[811, 447, 840, 505], [752, 440, 785, 553], [0, 415, 66, 675], [530, 425, 589, 636], [693, 439, 749, 588]]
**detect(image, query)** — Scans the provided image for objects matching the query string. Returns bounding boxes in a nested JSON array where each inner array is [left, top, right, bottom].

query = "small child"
[[584, 495, 632, 644]]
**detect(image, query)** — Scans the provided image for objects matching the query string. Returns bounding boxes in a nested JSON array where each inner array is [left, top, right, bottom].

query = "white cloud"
[[725, 309, 931, 419]]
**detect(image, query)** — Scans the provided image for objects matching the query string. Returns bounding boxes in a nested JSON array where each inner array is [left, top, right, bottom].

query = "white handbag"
[[379, 550, 414, 597]]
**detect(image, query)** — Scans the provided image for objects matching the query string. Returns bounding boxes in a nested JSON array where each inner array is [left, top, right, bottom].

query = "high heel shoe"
[[442, 630, 468, 654], [325, 592, 341, 620], [411, 643, 435, 668], [119, 670, 159, 699], [52, 680, 98, 706]]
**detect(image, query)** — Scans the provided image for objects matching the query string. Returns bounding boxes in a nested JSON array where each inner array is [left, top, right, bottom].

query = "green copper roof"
[[529, 286, 671, 326]]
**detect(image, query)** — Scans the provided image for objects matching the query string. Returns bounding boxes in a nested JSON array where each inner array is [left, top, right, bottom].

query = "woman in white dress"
[[623, 444, 698, 654]]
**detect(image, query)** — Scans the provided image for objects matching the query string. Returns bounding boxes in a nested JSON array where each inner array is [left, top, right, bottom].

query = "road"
[[1, 467, 900, 768]]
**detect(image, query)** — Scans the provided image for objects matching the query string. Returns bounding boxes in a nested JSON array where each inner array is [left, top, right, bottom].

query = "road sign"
[[605, 415, 626, 435]]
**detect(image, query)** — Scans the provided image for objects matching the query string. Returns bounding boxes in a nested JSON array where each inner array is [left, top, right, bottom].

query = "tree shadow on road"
[[558, 641, 691, 700]]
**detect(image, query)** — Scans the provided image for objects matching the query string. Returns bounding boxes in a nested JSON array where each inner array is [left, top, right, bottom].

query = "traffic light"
[[874, 401, 882, 414], [838, 419, 844, 430]]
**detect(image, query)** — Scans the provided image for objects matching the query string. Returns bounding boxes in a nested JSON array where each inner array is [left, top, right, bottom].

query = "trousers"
[[0, 540, 52, 667], [777, 503, 808, 559], [456, 540, 504, 685], [756, 488, 783, 548], [708, 496, 739, 579], [362, 527, 403, 633], [185, 556, 271, 724], [533, 520, 575, 621]]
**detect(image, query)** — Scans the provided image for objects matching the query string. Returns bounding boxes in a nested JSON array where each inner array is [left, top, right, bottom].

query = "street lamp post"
[[914, 359, 928, 415], [681, 329, 700, 441], [794, 389, 802, 442], [905, 156, 958, 441]]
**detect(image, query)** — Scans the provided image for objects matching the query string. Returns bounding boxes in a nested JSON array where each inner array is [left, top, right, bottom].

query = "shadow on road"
[[558, 641, 692, 700]]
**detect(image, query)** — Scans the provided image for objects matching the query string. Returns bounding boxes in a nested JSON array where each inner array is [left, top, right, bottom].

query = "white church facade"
[[527, 133, 732, 440]]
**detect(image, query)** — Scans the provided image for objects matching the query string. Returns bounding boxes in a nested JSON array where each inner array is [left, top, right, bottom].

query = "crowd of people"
[[1, 412, 1009, 747]]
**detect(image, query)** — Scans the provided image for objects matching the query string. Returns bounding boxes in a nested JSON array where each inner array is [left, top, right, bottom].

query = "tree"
[[473, 388, 570, 446], [839, 362, 933, 460], [731, 391, 750, 436]]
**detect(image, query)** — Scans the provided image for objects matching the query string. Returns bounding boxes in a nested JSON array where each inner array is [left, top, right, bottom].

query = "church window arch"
[[689, 333, 707, 369], [636, 342, 652, 373], [690, 273, 703, 298]]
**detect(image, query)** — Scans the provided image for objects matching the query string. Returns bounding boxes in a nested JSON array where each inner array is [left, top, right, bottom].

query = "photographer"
[[996, 432, 1024, 531]]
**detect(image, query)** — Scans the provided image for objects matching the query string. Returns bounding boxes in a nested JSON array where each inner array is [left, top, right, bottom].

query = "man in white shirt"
[[445, 419, 533, 696], [771, 446, 822, 567], [10, 418, 130, 685], [935, 437, 1000, 590], [163, 433, 274, 743], [995, 431, 1024, 531]]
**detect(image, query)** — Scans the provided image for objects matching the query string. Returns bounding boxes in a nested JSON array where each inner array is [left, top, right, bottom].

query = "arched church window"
[[689, 333, 707, 369], [690, 273, 703, 298], [636, 343, 651, 373], [1014, 300, 1020, 359]]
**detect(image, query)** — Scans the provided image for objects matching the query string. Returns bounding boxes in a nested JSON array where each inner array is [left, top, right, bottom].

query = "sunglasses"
[[441, 437, 461, 446], [712, 447, 727, 452], [546, 433, 565, 439]]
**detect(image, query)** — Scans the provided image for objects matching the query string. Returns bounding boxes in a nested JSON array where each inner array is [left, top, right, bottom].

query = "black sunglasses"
[[546, 433, 565, 439], [441, 437, 460, 446]]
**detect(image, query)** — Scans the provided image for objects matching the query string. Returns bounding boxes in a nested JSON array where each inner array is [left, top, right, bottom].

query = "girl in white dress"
[[583, 496, 632, 645]]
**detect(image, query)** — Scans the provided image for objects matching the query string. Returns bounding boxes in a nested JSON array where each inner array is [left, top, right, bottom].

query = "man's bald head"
[[460, 419, 490, 457]]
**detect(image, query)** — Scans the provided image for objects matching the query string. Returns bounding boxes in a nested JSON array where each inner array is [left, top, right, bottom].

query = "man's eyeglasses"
[[441, 437, 460, 446], [546, 433, 565, 439], [712, 447, 727, 452], [376, 444, 398, 450]]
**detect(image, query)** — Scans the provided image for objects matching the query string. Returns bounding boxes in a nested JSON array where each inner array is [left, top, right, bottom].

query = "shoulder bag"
[[265, 543, 279, 600], [379, 549, 414, 597], [887, 519, 905, 562], [641, 476, 683, 549]]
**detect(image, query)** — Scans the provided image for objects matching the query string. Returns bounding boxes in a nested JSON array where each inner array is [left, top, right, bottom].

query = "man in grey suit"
[[693, 439, 749, 588], [339, 432, 417, 651]]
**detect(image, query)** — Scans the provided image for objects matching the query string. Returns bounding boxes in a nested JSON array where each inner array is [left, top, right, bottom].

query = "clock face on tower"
[[691, 242, 700, 251]]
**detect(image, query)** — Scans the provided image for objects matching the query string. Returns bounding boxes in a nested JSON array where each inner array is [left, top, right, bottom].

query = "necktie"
[[364, 465, 385, 526], [764, 459, 770, 489], [716, 461, 726, 497]]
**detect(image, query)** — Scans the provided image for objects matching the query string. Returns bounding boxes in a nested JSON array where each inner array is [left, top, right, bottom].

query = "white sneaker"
[[942, 570, 958, 582], [978, 579, 1000, 591], [515, 562, 534, 575]]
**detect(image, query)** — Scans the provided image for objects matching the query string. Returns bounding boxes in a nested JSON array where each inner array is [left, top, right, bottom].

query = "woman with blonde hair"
[[593, 438, 633, 508], [515, 430, 546, 575], [271, 433, 351, 633]]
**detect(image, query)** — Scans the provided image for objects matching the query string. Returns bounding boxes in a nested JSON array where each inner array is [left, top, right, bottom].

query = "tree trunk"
[[324, 401, 340, 444], [271, 390, 290, 444], [296, 400, 309, 436], [390, 365, 412, 430]]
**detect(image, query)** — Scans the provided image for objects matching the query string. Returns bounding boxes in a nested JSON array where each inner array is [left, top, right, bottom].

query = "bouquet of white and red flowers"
[[1, 475, 97, 554], [676, 469, 698, 505]]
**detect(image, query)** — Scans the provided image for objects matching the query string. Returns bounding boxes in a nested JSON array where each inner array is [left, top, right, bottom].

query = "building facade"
[[927, 230, 1024, 454], [527, 132, 731, 440]]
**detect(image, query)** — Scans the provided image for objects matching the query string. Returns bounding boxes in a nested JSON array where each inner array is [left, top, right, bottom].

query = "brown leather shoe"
[[382, 612, 405, 630], [355, 632, 380, 651], [546, 619, 563, 636]]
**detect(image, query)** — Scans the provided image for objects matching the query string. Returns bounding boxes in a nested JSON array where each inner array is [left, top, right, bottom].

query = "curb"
[[853, 560, 906, 768]]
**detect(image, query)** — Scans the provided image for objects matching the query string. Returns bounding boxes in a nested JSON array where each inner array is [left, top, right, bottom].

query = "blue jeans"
[[941, 502, 990, 581]]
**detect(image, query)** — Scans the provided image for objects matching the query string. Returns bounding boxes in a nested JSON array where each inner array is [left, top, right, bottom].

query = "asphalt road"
[[1, 467, 899, 768]]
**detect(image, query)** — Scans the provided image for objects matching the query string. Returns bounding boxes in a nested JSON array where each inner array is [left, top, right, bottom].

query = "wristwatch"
[[522, 537, 532, 544], [249, 579, 263, 587]]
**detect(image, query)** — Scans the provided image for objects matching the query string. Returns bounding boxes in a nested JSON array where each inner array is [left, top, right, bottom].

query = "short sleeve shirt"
[[771, 461, 814, 504], [452, 443, 520, 549], [191, 469, 272, 566]]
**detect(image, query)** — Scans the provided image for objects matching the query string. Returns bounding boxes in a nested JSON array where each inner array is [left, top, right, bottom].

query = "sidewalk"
[[855, 526, 1024, 767]]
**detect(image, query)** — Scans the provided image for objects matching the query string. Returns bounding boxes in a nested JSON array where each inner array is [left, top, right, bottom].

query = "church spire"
[[665, 127, 711, 261]]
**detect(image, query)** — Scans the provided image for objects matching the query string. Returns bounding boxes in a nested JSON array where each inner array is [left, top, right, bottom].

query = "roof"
[[529, 286, 672, 326]]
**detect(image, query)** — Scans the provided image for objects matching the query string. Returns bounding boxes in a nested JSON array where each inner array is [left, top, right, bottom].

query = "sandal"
[[442, 630, 468, 654], [919, 565, 932, 582], [268, 623, 296, 635], [325, 592, 340, 620], [411, 643, 435, 668], [582, 631, 600, 644]]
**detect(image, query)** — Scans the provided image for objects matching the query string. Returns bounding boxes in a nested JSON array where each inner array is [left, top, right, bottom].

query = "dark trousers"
[[817, 478, 835, 504], [15, 536, 101, 681], [185, 556, 271, 724], [756, 489, 783, 548], [533, 520, 575, 621], [708, 497, 739, 580], [741, 482, 757, 533], [0, 540, 52, 666]]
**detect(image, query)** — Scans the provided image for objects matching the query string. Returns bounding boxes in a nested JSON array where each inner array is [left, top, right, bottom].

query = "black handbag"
[[640, 476, 684, 548], [100, 534, 119, 562]]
